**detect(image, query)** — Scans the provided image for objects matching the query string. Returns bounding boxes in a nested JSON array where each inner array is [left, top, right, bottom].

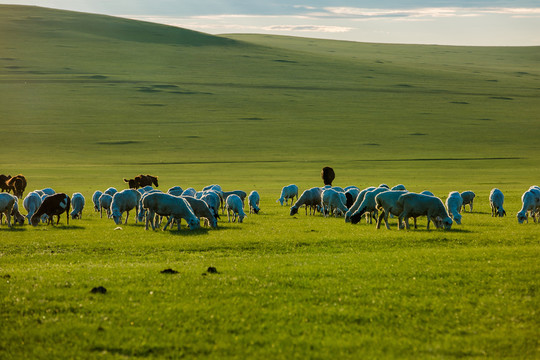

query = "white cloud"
[[264, 24, 352, 33]]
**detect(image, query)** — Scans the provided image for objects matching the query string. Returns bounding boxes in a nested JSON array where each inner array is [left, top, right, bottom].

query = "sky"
[[2, 1, 540, 46]]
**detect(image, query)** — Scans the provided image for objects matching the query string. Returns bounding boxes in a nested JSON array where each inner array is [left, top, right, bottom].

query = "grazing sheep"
[[30, 193, 71, 226], [0, 174, 12, 193], [397, 193, 453, 230], [445, 191, 463, 225], [182, 187, 197, 197], [200, 191, 221, 220], [137, 188, 162, 222], [420, 190, 435, 196], [226, 194, 247, 223], [222, 190, 247, 204], [345, 186, 376, 221], [5, 174, 27, 198], [391, 184, 407, 191], [460, 191, 475, 212], [142, 192, 200, 231], [167, 186, 183, 196], [0, 193, 16, 227], [124, 174, 159, 189], [111, 189, 141, 225], [344, 187, 360, 209], [23, 191, 42, 225], [290, 187, 323, 216], [104, 187, 117, 197], [489, 188, 506, 217], [379, 184, 390, 189], [40, 188, 55, 196], [92, 190, 103, 212], [347, 187, 388, 224], [321, 188, 348, 217], [248, 190, 260, 214], [70, 192, 85, 219], [374, 190, 408, 229], [98, 194, 113, 219], [10, 198, 25, 225], [517, 188, 540, 224], [182, 196, 218, 228], [277, 184, 299, 206], [321, 167, 335, 186]]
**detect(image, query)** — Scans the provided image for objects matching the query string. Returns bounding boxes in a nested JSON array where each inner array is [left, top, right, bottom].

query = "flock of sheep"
[[278, 183, 540, 230], [1, 178, 539, 230]]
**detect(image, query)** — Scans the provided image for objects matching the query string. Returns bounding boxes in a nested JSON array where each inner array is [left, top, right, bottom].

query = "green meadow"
[[1, 5, 539, 359]]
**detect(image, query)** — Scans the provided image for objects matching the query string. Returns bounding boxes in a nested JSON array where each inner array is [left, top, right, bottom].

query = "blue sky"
[[2, 1, 539, 45]]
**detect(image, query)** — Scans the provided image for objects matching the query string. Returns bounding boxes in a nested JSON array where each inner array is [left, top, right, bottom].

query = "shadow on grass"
[[0, 226, 27, 232], [32, 225, 86, 230]]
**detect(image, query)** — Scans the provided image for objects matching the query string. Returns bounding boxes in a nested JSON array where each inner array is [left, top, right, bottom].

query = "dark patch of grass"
[[490, 96, 513, 100], [96, 140, 142, 145], [450, 101, 469, 104]]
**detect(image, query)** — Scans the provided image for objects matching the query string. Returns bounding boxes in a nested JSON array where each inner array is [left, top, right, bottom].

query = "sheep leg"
[[398, 212, 408, 230], [426, 216, 431, 230], [227, 208, 231, 222], [376, 211, 384, 229], [124, 211, 129, 224], [162, 216, 173, 231]]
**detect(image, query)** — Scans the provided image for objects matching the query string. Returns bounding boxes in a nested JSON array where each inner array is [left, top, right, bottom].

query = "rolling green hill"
[[1, 4, 539, 189]]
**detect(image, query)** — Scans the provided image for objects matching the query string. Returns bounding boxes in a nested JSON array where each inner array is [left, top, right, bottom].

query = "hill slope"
[[1, 5, 539, 180]]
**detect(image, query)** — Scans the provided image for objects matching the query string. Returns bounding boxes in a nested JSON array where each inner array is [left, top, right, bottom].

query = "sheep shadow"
[[0, 226, 27, 232]]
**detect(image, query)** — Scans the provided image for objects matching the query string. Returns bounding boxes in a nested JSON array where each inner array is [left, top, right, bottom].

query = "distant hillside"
[[0, 5, 236, 46], [1, 5, 539, 171]]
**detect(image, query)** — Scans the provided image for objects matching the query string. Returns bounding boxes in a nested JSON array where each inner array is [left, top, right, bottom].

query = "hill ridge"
[[0, 5, 237, 46]]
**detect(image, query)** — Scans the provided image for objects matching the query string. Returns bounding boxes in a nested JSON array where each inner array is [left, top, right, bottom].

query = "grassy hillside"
[[1, 6, 539, 177]]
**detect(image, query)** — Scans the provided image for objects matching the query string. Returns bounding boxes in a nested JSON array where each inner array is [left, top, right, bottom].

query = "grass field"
[[0, 5, 539, 359]]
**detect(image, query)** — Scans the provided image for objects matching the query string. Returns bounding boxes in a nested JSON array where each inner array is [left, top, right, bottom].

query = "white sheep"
[[345, 186, 376, 221], [10, 198, 25, 225], [290, 187, 322, 216], [98, 194, 113, 219], [23, 191, 42, 225], [397, 193, 453, 230], [420, 190, 435, 196], [70, 192, 85, 219], [182, 196, 218, 228], [517, 188, 540, 224], [344, 187, 360, 209], [226, 194, 247, 223], [167, 186, 183, 196], [248, 190, 260, 214], [374, 190, 408, 229], [137, 188, 162, 222], [142, 192, 200, 231], [445, 191, 463, 225], [391, 184, 407, 191], [277, 184, 298, 206], [40, 188, 55, 196], [347, 187, 388, 224], [110, 189, 141, 225], [0, 193, 16, 228], [460, 191, 475, 212], [92, 190, 102, 212], [104, 187, 118, 197], [489, 188, 506, 217], [321, 188, 348, 217], [200, 191, 221, 220], [182, 187, 197, 197], [221, 190, 247, 211]]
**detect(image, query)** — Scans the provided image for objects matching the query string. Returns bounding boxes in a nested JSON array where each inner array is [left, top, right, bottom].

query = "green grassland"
[[0, 5, 539, 359]]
